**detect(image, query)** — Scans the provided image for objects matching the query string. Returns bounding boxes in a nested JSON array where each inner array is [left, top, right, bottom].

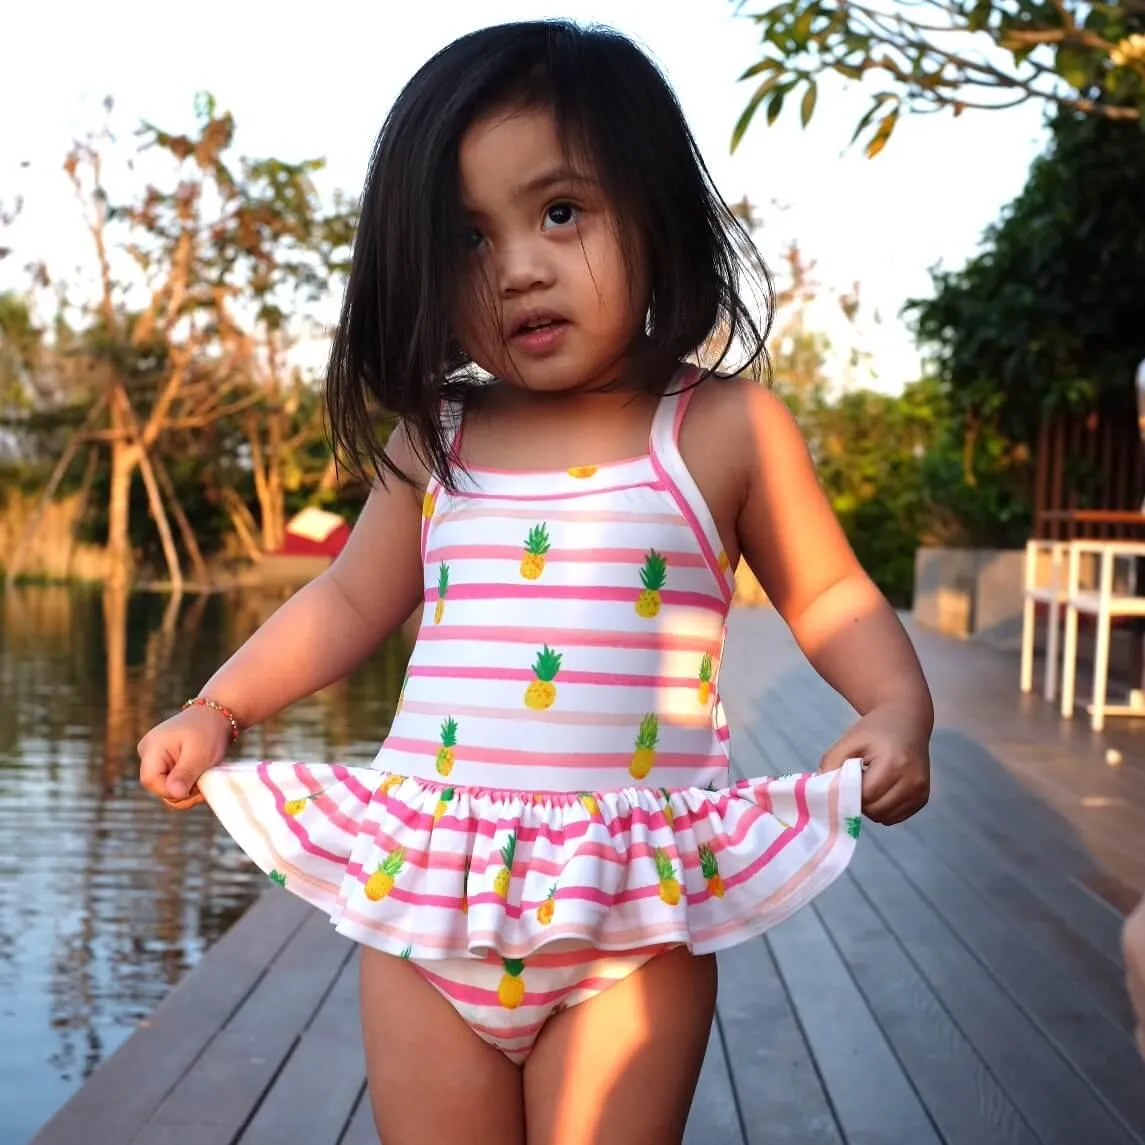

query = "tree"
[[730, 0, 1145, 156], [907, 108, 1145, 440]]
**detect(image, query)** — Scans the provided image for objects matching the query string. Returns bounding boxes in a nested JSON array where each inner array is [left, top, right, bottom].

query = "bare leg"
[[359, 946, 526, 1145], [523, 947, 717, 1145]]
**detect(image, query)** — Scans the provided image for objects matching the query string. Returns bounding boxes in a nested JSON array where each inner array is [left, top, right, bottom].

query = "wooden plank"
[[767, 904, 942, 1145], [900, 800, 1134, 1029], [682, 1015, 747, 1145], [145, 911, 353, 1139], [29, 889, 309, 1145], [873, 823, 1145, 1141], [815, 875, 1041, 1145], [850, 840, 1139, 1145], [714, 937, 842, 1145], [339, 1092, 378, 1145], [238, 955, 366, 1145]]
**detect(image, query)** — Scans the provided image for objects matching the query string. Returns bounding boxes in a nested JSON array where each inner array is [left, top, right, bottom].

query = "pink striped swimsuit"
[[199, 369, 863, 1062]]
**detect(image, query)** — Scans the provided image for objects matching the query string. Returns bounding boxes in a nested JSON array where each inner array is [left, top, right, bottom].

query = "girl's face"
[[453, 104, 647, 393]]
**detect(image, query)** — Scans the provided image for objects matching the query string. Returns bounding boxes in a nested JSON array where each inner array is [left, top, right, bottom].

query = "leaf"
[[849, 93, 895, 147], [739, 56, 782, 81], [865, 107, 900, 158], [731, 74, 784, 151], [767, 86, 789, 126], [800, 80, 819, 127]]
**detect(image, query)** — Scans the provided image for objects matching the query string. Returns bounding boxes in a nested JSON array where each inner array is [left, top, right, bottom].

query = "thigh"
[[522, 946, 717, 1145], [359, 946, 526, 1145]]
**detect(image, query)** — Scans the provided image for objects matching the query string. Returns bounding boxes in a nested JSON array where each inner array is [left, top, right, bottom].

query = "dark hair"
[[327, 19, 773, 489]]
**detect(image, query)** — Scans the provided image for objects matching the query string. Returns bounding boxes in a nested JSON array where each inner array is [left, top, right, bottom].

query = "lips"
[[510, 309, 568, 338]]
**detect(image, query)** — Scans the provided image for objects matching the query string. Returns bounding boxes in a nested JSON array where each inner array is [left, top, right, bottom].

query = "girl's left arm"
[[731, 382, 933, 824]]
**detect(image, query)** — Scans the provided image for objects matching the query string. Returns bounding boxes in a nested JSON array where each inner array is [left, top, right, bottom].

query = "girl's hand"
[[138, 707, 233, 810], [1124, 897, 1145, 1060], [818, 700, 931, 825]]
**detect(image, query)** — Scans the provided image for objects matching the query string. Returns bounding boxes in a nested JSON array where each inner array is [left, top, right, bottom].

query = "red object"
[[274, 507, 351, 558]]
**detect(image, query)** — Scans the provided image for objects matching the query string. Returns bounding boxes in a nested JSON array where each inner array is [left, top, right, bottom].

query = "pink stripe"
[[406, 664, 704, 688], [452, 479, 660, 503], [383, 736, 728, 770], [424, 582, 724, 611], [416, 967, 632, 1011], [442, 506, 684, 525], [424, 544, 708, 568], [399, 701, 714, 728], [649, 447, 731, 606], [257, 767, 351, 866], [413, 625, 717, 652]]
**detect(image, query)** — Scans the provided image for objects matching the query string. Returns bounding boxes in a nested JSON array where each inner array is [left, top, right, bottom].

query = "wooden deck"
[[30, 609, 1145, 1145]]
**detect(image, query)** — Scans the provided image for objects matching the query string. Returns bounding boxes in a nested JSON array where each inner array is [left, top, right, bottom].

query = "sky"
[[0, 0, 1050, 392]]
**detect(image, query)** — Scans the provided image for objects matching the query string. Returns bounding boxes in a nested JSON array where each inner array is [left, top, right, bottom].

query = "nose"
[[496, 238, 553, 297]]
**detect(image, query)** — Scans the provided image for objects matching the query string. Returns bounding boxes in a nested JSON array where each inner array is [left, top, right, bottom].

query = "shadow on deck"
[[30, 610, 1145, 1145]]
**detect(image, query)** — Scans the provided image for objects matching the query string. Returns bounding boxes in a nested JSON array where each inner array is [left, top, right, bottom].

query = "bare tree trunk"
[[149, 451, 210, 586], [221, 486, 265, 564], [105, 394, 137, 592]]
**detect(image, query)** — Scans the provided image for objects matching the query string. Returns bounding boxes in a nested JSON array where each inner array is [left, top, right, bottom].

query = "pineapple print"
[[567, 465, 597, 478], [661, 788, 675, 828], [364, 848, 406, 901], [269, 869, 286, 887], [399, 944, 412, 960], [283, 785, 331, 816], [460, 857, 471, 914], [697, 653, 714, 705], [579, 792, 600, 819], [422, 490, 436, 519], [635, 550, 667, 617], [654, 848, 682, 906], [699, 845, 724, 898], [520, 524, 551, 579], [434, 787, 454, 824], [379, 773, 404, 796], [717, 549, 730, 573], [846, 815, 862, 839], [433, 561, 449, 624], [629, 713, 659, 780], [524, 645, 562, 709], [493, 832, 516, 899], [536, 884, 557, 926], [436, 717, 458, 776], [498, 958, 526, 1009]]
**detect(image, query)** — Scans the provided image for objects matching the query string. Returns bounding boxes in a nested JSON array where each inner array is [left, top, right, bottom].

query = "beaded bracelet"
[[182, 696, 242, 744]]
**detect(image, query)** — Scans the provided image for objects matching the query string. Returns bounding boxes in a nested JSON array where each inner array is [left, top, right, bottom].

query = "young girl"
[[139, 20, 932, 1145]]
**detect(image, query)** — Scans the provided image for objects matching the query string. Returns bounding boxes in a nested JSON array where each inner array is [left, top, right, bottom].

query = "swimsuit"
[[198, 366, 864, 1062]]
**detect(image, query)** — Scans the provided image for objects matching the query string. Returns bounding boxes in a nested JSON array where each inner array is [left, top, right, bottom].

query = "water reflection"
[[0, 584, 408, 1145]]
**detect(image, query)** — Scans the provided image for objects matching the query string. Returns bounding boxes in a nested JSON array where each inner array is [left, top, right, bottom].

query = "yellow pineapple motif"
[[498, 958, 526, 1009], [524, 645, 562, 709], [699, 845, 724, 898], [660, 788, 675, 827], [460, 857, 471, 914], [434, 787, 454, 824], [422, 490, 436, 519], [379, 773, 404, 796], [698, 653, 714, 704], [635, 550, 667, 617], [536, 884, 557, 926], [283, 798, 308, 816], [567, 465, 597, 478], [364, 848, 405, 901], [520, 524, 551, 579], [433, 561, 449, 624], [579, 792, 600, 818], [629, 714, 659, 779], [493, 832, 516, 899], [436, 717, 458, 776], [717, 549, 730, 573], [654, 847, 682, 906]]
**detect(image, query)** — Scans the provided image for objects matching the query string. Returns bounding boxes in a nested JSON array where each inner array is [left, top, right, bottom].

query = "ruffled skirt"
[[197, 758, 864, 959]]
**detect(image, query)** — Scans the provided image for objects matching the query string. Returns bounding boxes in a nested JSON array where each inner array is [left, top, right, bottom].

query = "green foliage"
[[907, 108, 1145, 442], [731, 0, 1145, 156]]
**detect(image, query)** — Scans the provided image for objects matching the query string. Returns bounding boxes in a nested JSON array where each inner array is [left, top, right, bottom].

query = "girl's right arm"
[[138, 426, 429, 804]]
